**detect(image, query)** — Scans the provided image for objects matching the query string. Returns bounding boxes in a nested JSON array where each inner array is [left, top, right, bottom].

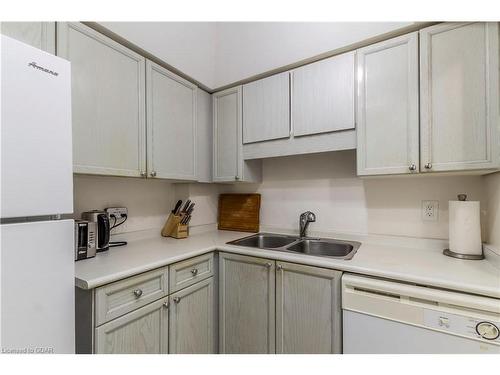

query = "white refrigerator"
[[0, 35, 75, 354]]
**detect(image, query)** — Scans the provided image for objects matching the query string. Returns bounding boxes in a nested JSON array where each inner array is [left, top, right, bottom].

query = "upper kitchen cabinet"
[[213, 86, 262, 183], [0, 22, 55, 54], [242, 52, 357, 160], [213, 87, 239, 181], [356, 32, 420, 176], [291, 51, 355, 137], [242, 72, 290, 144], [146, 60, 197, 180], [420, 22, 500, 173], [196, 89, 213, 183], [57, 22, 147, 177]]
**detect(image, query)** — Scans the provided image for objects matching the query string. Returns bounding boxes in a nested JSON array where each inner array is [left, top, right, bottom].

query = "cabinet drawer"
[[169, 253, 214, 293], [95, 267, 168, 326]]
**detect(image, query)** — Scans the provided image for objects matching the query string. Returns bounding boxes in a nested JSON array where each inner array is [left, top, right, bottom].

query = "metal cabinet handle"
[[409, 164, 416, 171], [191, 268, 198, 276], [265, 262, 273, 268], [140, 171, 147, 177], [150, 171, 157, 177], [276, 264, 283, 271], [133, 289, 143, 298], [173, 297, 181, 304], [163, 301, 169, 309], [424, 163, 432, 170]]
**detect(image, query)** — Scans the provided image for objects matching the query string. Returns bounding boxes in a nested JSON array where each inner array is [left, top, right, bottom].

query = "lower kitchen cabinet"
[[78, 252, 343, 354], [169, 277, 216, 354], [76, 253, 216, 354], [95, 296, 169, 354], [218, 253, 276, 353], [275, 261, 342, 354]]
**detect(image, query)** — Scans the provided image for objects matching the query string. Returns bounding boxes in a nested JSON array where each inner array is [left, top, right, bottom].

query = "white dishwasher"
[[342, 274, 500, 354]]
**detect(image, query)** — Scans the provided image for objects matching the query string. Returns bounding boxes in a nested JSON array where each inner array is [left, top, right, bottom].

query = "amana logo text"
[[28, 62, 59, 76]]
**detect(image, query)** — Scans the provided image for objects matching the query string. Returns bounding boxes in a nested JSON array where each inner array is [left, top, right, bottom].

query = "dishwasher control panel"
[[424, 309, 500, 344]]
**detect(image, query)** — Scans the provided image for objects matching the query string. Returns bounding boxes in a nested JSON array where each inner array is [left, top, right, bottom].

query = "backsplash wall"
[[73, 174, 177, 234], [173, 183, 219, 229], [73, 151, 493, 242], [222, 151, 488, 240], [484, 172, 500, 249], [73, 175, 220, 235]]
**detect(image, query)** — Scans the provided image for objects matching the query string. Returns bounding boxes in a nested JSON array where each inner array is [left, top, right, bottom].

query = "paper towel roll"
[[449, 200, 482, 256]]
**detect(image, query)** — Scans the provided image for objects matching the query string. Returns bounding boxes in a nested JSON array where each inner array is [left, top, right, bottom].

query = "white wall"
[[100, 22, 217, 88], [73, 153, 495, 242], [173, 183, 219, 229], [221, 151, 487, 240], [99, 22, 412, 89], [484, 172, 500, 249], [73, 175, 219, 235], [213, 22, 413, 88], [73, 175, 176, 234]]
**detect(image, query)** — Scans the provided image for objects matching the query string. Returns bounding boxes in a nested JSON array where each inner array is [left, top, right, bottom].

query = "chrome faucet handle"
[[300, 211, 316, 222], [299, 211, 316, 237]]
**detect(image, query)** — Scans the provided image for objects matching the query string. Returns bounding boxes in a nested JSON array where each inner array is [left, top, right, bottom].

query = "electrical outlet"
[[422, 200, 439, 222], [105, 207, 128, 218]]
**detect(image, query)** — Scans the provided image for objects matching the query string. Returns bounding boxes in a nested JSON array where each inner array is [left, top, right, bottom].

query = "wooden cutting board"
[[218, 194, 261, 233]]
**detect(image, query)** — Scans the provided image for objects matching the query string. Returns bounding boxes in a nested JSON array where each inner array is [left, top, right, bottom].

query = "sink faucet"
[[299, 211, 316, 238]]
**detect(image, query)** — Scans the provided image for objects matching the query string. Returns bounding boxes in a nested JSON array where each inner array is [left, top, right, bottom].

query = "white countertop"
[[75, 229, 500, 299]]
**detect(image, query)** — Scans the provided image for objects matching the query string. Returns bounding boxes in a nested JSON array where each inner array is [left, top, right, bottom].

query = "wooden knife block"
[[161, 213, 189, 239]]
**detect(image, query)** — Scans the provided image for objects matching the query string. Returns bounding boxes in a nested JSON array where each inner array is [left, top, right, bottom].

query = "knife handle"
[[172, 200, 182, 214], [181, 200, 191, 213]]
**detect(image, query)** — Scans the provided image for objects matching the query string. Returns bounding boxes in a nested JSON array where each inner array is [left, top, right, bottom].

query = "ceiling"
[[100, 22, 414, 90]]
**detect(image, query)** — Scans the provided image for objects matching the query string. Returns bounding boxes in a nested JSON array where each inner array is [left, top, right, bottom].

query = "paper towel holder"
[[443, 194, 484, 260]]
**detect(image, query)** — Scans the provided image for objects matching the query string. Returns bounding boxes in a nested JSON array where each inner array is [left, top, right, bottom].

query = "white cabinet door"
[[169, 277, 215, 354], [420, 22, 500, 172], [356, 33, 419, 176], [213, 87, 240, 182], [213, 87, 262, 183], [276, 262, 342, 354], [243, 72, 290, 143], [292, 51, 355, 137], [57, 22, 146, 177], [95, 297, 169, 354], [219, 253, 275, 353], [0, 22, 55, 54], [146, 60, 197, 180], [197, 89, 213, 182]]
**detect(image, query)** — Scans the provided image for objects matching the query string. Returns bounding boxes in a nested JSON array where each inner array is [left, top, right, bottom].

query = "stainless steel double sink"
[[227, 233, 361, 260]]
